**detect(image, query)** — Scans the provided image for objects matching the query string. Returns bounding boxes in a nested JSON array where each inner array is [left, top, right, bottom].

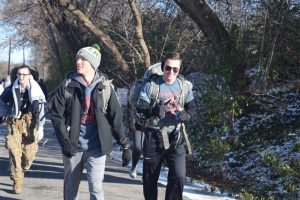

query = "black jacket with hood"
[[49, 72, 128, 156]]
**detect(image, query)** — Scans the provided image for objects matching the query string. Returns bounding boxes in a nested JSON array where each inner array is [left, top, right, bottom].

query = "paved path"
[[0, 121, 188, 200], [0, 121, 233, 200]]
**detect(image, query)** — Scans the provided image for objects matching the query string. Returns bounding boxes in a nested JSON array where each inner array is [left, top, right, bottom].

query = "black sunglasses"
[[165, 66, 179, 73]]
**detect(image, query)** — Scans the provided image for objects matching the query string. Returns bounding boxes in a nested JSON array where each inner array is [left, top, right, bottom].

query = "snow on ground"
[[113, 149, 236, 200]]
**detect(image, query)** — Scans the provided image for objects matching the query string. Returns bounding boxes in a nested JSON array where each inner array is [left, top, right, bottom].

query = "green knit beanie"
[[76, 44, 101, 70]]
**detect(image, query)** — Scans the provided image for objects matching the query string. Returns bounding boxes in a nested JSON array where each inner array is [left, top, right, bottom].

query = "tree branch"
[[128, 0, 151, 67], [173, 0, 232, 57], [57, 0, 130, 72]]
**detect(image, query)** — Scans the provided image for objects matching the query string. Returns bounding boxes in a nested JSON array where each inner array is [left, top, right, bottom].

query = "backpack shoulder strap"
[[129, 79, 143, 105], [64, 78, 73, 100], [101, 78, 112, 113], [46, 78, 73, 120], [177, 75, 189, 106], [176, 76, 193, 154], [149, 75, 160, 108]]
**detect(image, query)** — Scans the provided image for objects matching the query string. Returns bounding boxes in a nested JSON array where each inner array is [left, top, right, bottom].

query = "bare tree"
[[128, 0, 151, 67], [56, 0, 130, 73], [173, 0, 232, 57], [0, 1, 62, 76]]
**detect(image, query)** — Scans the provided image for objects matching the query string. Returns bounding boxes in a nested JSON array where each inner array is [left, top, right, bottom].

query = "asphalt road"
[[0, 120, 235, 200], [0, 121, 189, 200]]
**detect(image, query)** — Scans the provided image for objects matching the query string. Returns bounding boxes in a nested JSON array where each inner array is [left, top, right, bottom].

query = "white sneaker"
[[129, 167, 137, 179]]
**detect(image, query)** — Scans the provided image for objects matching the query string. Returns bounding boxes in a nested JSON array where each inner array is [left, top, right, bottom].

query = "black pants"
[[142, 130, 186, 200], [131, 130, 144, 170]]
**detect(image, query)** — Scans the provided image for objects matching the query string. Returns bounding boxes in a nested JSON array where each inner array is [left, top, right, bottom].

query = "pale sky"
[[0, 25, 32, 64], [0, 46, 31, 64]]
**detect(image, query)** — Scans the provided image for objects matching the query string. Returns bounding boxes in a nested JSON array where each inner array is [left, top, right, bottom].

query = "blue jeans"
[[63, 150, 106, 200]]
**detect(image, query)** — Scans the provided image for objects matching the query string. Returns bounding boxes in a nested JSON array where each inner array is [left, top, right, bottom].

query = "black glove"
[[121, 142, 132, 167], [151, 103, 165, 119], [178, 110, 191, 122], [26, 117, 37, 144], [25, 131, 35, 144], [62, 140, 76, 157], [32, 100, 40, 117]]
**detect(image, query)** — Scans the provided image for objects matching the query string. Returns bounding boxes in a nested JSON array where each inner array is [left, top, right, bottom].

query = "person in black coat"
[[48, 44, 131, 200]]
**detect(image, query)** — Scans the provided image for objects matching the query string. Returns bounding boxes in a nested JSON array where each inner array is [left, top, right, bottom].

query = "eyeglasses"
[[17, 73, 30, 77], [165, 66, 179, 73]]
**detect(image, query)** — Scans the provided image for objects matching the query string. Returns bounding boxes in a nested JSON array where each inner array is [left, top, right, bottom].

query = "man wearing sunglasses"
[[136, 52, 196, 200], [0, 65, 46, 194]]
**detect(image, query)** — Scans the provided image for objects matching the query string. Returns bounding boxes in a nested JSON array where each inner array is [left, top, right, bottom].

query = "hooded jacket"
[[0, 77, 46, 131], [49, 72, 128, 156]]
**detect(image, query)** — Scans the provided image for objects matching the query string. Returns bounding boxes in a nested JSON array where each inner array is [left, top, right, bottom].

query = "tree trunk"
[[173, 0, 253, 91], [40, 0, 81, 53], [57, 0, 130, 72], [128, 0, 151, 68], [173, 0, 231, 57]]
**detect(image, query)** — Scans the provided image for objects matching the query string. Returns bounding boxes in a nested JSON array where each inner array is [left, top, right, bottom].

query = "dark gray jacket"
[[49, 72, 128, 156]]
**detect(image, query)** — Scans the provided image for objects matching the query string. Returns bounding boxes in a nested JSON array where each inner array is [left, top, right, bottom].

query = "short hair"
[[10, 66, 20, 84], [164, 52, 182, 62], [161, 52, 182, 71], [14, 65, 39, 81]]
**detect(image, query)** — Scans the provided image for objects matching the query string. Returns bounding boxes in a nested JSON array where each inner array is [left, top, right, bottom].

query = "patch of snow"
[[113, 149, 236, 200]]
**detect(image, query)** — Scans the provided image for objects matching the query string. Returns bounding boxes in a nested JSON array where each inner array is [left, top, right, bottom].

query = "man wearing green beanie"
[[49, 44, 131, 200]]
